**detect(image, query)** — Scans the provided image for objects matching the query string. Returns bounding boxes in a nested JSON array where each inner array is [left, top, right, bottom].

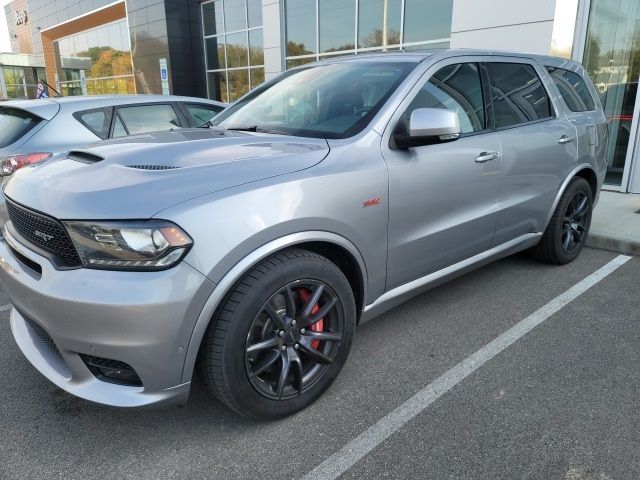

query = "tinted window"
[[116, 104, 181, 136], [184, 103, 224, 126], [75, 108, 112, 139], [546, 66, 596, 112], [0, 107, 40, 148], [488, 62, 552, 128], [405, 63, 486, 134]]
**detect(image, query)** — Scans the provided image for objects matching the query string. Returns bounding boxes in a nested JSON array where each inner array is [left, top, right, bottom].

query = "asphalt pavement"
[[1, 248, 638, 480]]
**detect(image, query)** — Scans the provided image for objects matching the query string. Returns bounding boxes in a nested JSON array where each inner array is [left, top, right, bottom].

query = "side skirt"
[[359, 232, 542, 324]]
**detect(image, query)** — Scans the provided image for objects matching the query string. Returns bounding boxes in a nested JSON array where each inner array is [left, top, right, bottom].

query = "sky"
[[0, 0, 11, 53]]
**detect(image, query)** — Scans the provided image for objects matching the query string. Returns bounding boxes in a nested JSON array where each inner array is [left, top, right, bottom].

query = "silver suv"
[[0, 50, 607, 419]]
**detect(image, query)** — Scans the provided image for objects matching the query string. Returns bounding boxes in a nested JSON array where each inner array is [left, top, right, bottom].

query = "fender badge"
[[362, 197, 381, 208]]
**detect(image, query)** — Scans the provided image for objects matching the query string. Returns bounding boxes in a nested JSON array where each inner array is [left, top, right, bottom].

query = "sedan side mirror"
[[393, 108, 461, 149]]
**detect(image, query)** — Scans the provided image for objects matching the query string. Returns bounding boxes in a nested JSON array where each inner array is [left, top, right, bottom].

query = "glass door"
[[583, 0, 640, 188]]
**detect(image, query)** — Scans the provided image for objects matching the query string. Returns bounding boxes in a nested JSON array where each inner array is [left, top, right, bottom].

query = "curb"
[[586, 233, 640, 256]]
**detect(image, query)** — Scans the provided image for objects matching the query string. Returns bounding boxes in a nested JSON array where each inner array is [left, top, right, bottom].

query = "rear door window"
[[487, 62, 553, 128], [183, 103, 225, 126], [546, 66, 596, 112], [114, 104, 182, 136], [0, 107, 41, 147], [74, 108, 113, 139]]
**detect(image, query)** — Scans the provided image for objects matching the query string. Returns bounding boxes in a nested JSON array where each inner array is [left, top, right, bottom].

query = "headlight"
[[64, 220, 193, 271]]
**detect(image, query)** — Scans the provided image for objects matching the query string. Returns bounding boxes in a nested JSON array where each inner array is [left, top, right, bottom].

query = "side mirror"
[[393, 108, 461, 149]]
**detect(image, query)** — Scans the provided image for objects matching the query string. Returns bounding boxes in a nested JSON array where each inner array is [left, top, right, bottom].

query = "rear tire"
[[530, 177, 593, 264], [198, 248, 356, 419]]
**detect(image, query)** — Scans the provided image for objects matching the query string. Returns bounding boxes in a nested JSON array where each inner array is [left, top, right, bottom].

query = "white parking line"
[[302, 254, 632, 480], [0, 304, 12, 313]]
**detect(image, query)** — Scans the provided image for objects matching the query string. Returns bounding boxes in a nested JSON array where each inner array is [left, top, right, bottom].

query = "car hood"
[[3, 129, 330, 219]]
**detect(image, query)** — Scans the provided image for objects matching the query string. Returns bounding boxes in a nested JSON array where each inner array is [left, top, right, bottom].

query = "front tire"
[[199, 248, 356, 419], [531, 177, 593, 264]]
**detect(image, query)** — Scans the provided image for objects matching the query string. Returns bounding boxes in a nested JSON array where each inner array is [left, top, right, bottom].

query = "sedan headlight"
[[64, 220, 193, 271]]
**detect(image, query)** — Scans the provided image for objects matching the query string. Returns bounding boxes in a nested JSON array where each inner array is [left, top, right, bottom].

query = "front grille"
[[25, 317, 62, 359], [6, 199, 82, 267]]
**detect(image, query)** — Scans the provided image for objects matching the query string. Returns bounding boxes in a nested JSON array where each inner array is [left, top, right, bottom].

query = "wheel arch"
[[542, 164, 599, 232], [180, 232, 368, 384]]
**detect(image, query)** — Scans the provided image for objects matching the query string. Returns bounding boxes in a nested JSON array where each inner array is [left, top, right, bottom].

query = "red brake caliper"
[[299, 289, 323, 349]]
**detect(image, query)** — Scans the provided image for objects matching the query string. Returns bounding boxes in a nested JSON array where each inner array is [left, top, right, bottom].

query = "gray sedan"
[[0, 94, 226, 176]]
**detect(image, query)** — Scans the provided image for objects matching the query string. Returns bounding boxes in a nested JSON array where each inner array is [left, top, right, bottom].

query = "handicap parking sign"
[[161, 68, 168, 81]]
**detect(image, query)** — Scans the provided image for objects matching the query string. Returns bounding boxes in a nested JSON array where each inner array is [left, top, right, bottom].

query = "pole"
[[382, 0, 388, 48]]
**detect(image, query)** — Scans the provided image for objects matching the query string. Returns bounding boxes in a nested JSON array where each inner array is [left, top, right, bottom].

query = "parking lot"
[[1, 247, 638, 480]]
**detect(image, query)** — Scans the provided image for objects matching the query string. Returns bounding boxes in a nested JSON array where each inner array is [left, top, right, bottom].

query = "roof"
[[1, 94, 227, 120], [309, 48, 583, 70]]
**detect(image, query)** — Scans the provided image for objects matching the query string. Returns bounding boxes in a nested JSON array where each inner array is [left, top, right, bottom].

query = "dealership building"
[[1, 0, 640, 192]]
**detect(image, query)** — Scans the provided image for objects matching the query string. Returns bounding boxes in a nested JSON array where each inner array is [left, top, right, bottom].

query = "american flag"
[[36, 82, 48, 99]]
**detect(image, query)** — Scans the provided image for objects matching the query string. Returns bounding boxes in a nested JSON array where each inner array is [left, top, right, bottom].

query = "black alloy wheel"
[[561, 191, 589, 253], [531, 176, 593, 264], [244, 280, 344, 400], [199, 248, 356, 419]]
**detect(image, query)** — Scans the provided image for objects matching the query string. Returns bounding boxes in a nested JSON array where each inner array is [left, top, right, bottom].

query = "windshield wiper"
[[225, 125, 291, 136]]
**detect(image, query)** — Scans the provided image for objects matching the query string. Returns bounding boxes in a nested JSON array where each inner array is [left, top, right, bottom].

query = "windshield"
[[0, 107, 41, 148], [215, 62, 415, 139]]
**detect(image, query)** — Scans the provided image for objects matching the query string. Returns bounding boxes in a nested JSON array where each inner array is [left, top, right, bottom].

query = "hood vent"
[[68, 150, 104, 164], [126, 164, 179, 170]]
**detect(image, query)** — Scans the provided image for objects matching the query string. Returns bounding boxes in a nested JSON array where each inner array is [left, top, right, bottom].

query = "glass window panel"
[[112, 115, 128, 138], [217, 62, 412, 138], [357, 0, 401, 48], [319, 0, 355, 53], [405, 63, 485, 134], [584, 0, 640, 186], [247, 0, 262, 28], [77, 109, 111, 139], [208, 71, 229, 102], [403, 0, 453, 43], [546, 66, 596, 112], [285, 0, 316, 56], [286, 57, 316, 69], [184, 103, 225, 125], [226, 32, 248, 68], [0, 107, 39, 147], [117, 104, 181, 135], [206, 36, 226, 70], [228, 68, 250, 101], [487, 62, 552, 128], [224, 0, 246, 32], [250, 67, 265, 89], [203, 1, 224, 36], [249, 29, 264, 66], [403, 41, 449, 51]]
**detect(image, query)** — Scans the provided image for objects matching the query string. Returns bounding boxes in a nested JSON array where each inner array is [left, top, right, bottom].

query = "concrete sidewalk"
[[587, 191, 640, 255]]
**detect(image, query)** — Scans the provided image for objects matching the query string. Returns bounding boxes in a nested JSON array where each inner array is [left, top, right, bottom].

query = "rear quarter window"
[[546, 66, 596, 112], [74, 108, 113, 140], [0, 107, 41, 148]]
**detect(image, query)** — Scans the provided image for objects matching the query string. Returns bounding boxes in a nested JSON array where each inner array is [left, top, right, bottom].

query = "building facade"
[[1, 0, 640, 193]]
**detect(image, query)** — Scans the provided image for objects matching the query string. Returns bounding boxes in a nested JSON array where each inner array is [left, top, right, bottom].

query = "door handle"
[[475, 151, 499, 163], [558, 135, 574, 144]]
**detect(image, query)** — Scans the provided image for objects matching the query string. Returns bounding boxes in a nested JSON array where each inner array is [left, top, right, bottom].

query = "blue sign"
[[160, 68, 168, 81]]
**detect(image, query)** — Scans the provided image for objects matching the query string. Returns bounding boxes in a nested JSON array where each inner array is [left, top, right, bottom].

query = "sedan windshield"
[[215, 61, 415, 139]]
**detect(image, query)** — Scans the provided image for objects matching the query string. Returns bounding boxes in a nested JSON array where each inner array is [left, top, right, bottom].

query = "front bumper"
[[0, 227, 215, 407]]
